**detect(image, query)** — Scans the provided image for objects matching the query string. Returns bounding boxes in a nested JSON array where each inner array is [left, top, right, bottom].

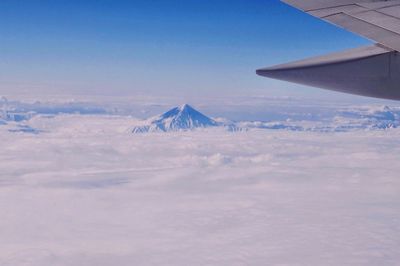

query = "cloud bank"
[[1, 111, 400, 265]]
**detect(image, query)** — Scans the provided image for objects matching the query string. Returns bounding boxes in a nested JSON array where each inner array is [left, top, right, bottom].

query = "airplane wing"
[[283, 0, 400, 52], [257, 0, 400, 100]]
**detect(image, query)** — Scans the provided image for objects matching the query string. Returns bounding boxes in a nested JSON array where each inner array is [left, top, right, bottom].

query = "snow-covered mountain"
[[132, 104, 220, 133], [332, 105, 400, 130], [132, 104, 400, 134], [0, 111, 35, 122]]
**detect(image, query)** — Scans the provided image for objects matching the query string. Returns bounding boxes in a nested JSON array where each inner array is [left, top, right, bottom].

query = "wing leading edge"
[[258, 0, 400, 100]]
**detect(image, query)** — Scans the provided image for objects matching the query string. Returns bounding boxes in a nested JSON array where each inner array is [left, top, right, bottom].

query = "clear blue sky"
[[0, 0, 372, 99]]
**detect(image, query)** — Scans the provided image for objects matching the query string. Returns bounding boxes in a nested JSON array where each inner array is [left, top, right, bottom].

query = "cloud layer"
[[1, 113, 400, 265]]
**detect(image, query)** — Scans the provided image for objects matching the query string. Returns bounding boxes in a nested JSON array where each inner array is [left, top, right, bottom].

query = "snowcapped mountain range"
[[132, 104, 400, 133], [132, 104, 222, 133], [1, 97, 400, 134]]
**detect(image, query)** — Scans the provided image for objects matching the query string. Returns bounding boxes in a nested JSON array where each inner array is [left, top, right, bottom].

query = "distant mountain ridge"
[[132, 104, 220, 133], [132, 104, 400, 134], [1, 98, 398, 134]]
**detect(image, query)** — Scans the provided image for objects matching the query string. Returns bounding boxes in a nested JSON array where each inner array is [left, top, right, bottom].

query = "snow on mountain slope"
[[1, 99, 400, 134], [332, 105, 400, 130], [132, 104, 400, 134], [132, 104, 220, 133]]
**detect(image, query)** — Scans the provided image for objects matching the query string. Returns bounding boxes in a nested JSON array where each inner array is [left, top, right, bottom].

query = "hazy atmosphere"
[[0, 0, 371, 99], [1, 1, 400, 265]]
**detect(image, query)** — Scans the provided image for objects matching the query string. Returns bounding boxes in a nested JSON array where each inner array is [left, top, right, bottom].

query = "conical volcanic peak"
[[132, 104, 218, 133], [179, 104, 191, 111]]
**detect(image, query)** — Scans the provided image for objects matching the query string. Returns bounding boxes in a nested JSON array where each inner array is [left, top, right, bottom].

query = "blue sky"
[[0, 0, 373, 99]]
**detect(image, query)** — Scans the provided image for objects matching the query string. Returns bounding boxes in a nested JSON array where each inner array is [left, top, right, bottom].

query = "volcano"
[[132, 104, 218, 133]]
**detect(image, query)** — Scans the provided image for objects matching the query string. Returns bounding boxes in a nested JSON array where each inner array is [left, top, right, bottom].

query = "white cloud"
[[1, 114, 400, 265]]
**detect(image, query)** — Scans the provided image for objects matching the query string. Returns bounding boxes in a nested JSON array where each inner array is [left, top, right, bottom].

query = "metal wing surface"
[[257, 0, 400, 100], [282, 0, 400, 51]]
